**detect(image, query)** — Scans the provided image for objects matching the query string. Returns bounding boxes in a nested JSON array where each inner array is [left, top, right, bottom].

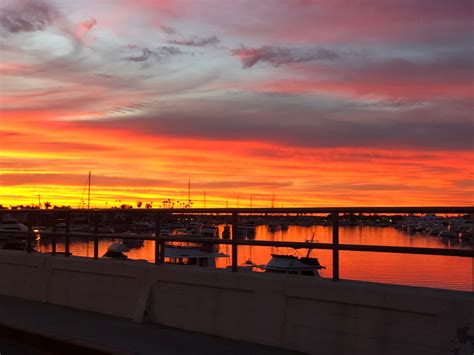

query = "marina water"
[[36, 225, 472, 292]]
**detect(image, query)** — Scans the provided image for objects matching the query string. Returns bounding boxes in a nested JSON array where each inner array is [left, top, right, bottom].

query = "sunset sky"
[[0, 0, 473, 208]]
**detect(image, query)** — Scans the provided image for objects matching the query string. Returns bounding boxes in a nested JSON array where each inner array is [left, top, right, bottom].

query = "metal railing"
[[1, 207, 473, 281]]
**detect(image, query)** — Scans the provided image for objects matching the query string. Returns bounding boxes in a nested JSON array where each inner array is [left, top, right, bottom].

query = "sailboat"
[[78, 171, 92, 209]]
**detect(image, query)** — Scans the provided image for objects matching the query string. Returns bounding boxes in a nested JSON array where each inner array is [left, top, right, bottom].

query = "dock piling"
[[332, 212, 339, 281], [231, 212, 238, 272]]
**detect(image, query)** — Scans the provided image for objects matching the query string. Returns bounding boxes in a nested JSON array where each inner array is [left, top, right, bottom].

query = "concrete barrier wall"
[[1, 250, 472, 355], [0, 250, 47, 301], [147, 269, 474, 355]]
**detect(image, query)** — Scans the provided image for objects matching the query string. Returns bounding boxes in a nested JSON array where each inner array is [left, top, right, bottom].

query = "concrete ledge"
[[46, 256, 148, 318], [0, 251, 472, 355], [0, 250, 47, 301]]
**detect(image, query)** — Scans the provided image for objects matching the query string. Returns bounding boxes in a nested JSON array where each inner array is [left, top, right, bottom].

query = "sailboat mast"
[[188, 179, 191, 207], [87, 171, 91, 209], [306, 232, 315, 258]]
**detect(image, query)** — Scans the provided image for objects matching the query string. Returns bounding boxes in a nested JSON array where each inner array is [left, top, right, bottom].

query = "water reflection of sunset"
[[37, 226, 472, 291]]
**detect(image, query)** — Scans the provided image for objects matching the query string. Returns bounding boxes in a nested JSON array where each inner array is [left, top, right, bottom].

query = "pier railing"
[[0, 207, 473, 281]]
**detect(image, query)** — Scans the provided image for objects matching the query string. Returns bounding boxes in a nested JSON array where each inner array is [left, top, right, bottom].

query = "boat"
[[222, 225, 231, 239], [438, 230, 458, 238], [201, 225, 219, 238], [245, 221, 256, 238], [132, 221, 155, 233], [224, 259, 261, 272], [260, 254, 325, 276], [259, 233, 325, 276], [103, 242, 130, 259], [459, 231, 472, 242], [0, 219, 30, 246], [185, 221, 202, 236], [164, 246, 228, 267], [48, 219, 114, 234], [0, 219, 28, 232], [267, 223, 280, 232], [121, 231, 144, 248], [0, 239, 36, 252], [159, 225, 171, 236]]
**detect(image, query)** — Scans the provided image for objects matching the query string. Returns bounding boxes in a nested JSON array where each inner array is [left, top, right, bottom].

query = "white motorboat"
[[0, 219, 28, 232], [103, 242, 130, 259], [260, 254, 325, 276], [164, 246, 228, 267]]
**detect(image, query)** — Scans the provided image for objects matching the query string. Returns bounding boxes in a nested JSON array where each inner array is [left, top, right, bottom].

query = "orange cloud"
[[1, 118, 472, 208]]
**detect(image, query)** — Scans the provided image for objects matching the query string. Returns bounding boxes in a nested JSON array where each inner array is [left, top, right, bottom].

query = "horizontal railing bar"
[[337, 244, 474, 257], [154, 236, 474, 257], [1, 206, 473, 214], [1, 231, 472, 257]]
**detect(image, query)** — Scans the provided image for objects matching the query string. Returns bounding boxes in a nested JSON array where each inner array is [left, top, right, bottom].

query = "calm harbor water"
[[37, 225, 473, 292]]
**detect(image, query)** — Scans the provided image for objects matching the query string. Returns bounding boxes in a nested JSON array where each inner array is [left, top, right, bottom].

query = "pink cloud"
[[118, 0, 470, 45], [158, 23, 176, 34], [75, 17, 97, 39], [223, 0, 473, 44], [233, 54, 474, 101]]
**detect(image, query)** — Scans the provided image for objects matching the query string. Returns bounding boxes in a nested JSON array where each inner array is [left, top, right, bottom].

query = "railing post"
[[471, 213, 473, 293], [154, 211, 162, 264], [231, 212, 238, 272], [94, 211, 99, 259], [65, 211, 70, 257], [332, 212, 339, 281], [27, 211, 33, 253], [51, 212, 57, 255]]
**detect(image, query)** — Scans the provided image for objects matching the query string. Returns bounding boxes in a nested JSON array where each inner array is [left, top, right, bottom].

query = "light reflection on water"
[[37, 226, 473, 292]]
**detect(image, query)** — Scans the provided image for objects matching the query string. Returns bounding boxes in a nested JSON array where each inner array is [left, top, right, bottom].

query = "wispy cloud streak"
[[232, 45, 338, 68], [123, 46, 183, 62], [169, 35, 219, 46]]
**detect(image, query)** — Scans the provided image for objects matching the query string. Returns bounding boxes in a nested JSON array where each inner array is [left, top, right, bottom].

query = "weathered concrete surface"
[[0, 294, 296, 354], [1, 250, 473, 355]]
